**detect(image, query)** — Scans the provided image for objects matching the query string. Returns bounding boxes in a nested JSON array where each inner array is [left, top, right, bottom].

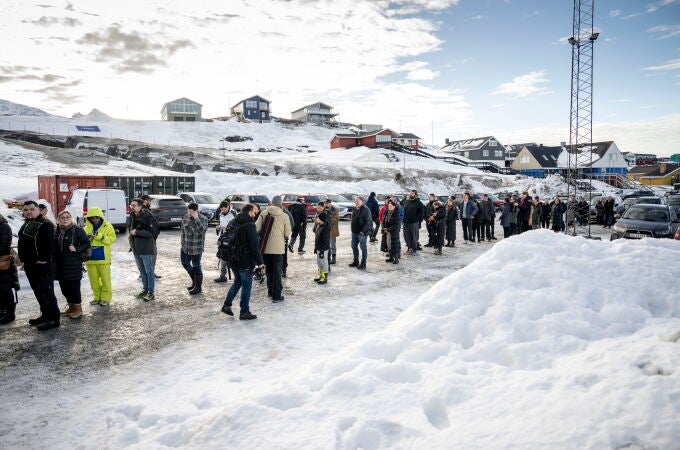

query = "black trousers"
[[482, 219, 492, 240], [25, 264, 60, 321], [0, 288, 16, 309], [503, 226, 511, 238], [520, 219, 531, 233], [263, 254, 283, 300], [461, 218, 472, 241], [371, 218, 380, 239], [426, 222, 435, 245], [58, 279, 82, 305], [490, 219, 496, 237], [541, 218, 550, 229], [290, 224, 306, 251]]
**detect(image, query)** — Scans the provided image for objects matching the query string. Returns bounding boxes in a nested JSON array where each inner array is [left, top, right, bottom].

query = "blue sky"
[[1, 0, 678, 154]]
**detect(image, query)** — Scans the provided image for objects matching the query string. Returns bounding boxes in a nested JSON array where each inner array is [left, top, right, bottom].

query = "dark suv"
[[610, 204, 680, 240], [148, 195, 188, 228]]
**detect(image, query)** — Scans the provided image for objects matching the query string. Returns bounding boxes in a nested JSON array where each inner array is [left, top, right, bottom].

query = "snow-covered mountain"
[[0, 99, 55, 117], [71, 108, 113, 121]]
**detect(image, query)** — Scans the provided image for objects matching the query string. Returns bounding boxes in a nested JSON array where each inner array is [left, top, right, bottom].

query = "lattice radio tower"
[[566, 0, 599, 237]]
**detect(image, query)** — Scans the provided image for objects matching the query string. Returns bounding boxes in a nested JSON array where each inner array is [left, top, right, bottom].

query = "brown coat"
[[255, 205, 292, 255], [329, 205, 340, 238]]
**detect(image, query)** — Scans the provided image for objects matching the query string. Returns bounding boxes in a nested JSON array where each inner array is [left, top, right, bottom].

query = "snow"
[[54, 231, 680, 449], [0, 99, 55, 117]]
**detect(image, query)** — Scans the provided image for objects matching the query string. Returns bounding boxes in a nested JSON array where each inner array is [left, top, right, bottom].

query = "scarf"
[[58, 223, 74, 250]]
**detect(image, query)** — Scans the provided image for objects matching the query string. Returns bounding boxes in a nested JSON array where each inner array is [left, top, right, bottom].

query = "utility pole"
[[566, 0, 599, 238]]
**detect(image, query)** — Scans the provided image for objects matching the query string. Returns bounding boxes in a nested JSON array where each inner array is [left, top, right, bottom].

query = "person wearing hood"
[[0, 213, 20, 325], [83, 206, 117, 306], [324, 198, 340, 265], [221, 204, 265, 320], [313, 202, 331, 284], [18, 200, 60, 331], [54, 210, 90, 319], [366, 192, 380, 242], [215, 200, 237, 283], [181, 202, 209, 295], [256, 196, 291, 302]]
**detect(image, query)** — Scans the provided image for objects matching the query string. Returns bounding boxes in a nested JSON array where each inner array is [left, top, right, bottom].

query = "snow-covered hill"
[[0, 99, 55, 117]]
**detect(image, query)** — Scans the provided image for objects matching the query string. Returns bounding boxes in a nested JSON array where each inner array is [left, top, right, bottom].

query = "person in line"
[[382, 199, 402, 264], [256, 196, 291, 303], [402, 190, 425, 255], [430, 201, 446, 255], [181, 202, 209, 295], [541, 199, 552, 229], [500, 197, 513, 238], [603, 196, 615, 229], [324, 198, 340, 265], [139, 194, 161, 279], [460, 193, 478, 244], [38, 203, 51, 222], [54, 210, 90, 319], [366, 192, 380, 243], [282, 204, 294, 278], [595, 199, 605, 225], [349, 195, 372, 270], [530, 196, 543, 230], [378, 196, 391, 255], [473, 199, 484, 242], [444, 198, 458, 247], [478, 194, 494, 242], [313, 202, 331, 284], [221, 203, 264, 320], [18, 201, 60, 331], [509, 196, 520, 236], [287, 197, 307, 254], [517, 191, 532, 233], [0, 213, 19, 325], [83, 207, 117, 306], [129, 198, 158, 302], [551, 197, 567, 233], [423, 193, 437, 247], [566, 196, 577, 235], [214, 200, 236, 283]]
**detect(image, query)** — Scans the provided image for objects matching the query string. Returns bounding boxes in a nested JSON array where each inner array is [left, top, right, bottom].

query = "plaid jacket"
[[181, 213, 209, 255]]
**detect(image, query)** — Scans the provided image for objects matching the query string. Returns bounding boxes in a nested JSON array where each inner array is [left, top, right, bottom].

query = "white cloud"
[[646, 0, 680, 12], [647, 24, 680, 39], [491, 70, 552, 97], [642, 58, 680, 71], [608, 99, 631, 103], [465, 15, 486, 21], [407, 68, 440, 80], [609, 9, 622, 17]]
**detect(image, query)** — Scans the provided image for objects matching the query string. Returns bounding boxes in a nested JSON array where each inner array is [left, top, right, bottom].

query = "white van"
[[67, 189, 128, 232]]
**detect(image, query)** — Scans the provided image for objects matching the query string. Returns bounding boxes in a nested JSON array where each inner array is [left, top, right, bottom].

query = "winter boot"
[[142, 292, 155, 302], [0, 303, 16, 325], [221, 304, 234, 316], [392, 256, 400, 264], [434, 249, 442, 255], [36, 319, 60, 331], [239, 312, 257, 320], [68, 304, 83, 320], [313, 270, 322, 282], [189, 274, 203, 295], [28, 316, 47, 326], [90, 299, 101, 305], [330, 253, 336, 265], [60, 303, 73, 316], [214, 276, 228, 283], [385, 256, 394, 262], [186, 272, 196, 291], [134, 291, 147, 299], [316, 272, 328, 284]]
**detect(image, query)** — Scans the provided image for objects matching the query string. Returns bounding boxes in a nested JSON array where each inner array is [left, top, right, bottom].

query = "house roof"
[[231, 95, 271, 109], [525, 145, 562, 168], [291, 102, 334, 114], [564, 141, 614, 158], [333, 129, 396, 140], [441, 136, 497, 153], [397, 133, 421, 140], [628, 163, 680, 177], [161, 97, 202, 112]]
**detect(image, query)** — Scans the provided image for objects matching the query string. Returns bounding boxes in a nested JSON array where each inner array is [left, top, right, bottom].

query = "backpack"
[[218, 220, 241, 267]]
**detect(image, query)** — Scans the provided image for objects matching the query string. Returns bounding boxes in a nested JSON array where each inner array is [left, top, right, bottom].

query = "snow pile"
[[0, 99, 54, 117], [72, 108, 113, 121], [66, 232, 680, 449]]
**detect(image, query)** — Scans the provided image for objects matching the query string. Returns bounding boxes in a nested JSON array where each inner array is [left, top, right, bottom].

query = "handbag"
[[0, 255, 10, 271]]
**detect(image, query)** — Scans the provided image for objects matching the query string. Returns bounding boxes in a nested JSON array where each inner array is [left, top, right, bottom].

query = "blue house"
[[231, 95, 271, 123]]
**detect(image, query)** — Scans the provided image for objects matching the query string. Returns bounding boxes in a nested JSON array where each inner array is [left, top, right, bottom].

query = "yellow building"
[[627, 163, 680, 186]]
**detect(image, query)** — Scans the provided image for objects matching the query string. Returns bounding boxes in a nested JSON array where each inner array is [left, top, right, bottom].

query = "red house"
[[392, 132, 421, 150], [330, 129, 397, 149]]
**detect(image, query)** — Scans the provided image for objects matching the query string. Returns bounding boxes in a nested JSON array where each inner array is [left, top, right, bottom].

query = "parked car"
[[66, 188, 128, 232], [281, 194, 322, 220], [147, 194, 188, 228], [621, 190, 655, 200], [610, 204, 680, 240], [224, 193, 270, 212], [316, 194, 353, 219], [615, 196, 662, 216], [177, 192, 221, 222], [588, 195, 623, 224]]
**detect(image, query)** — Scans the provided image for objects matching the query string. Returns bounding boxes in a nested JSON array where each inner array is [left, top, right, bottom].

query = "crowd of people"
[[0, 189, 590, 327]]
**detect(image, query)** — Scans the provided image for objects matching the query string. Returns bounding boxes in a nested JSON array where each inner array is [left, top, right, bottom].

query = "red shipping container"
[[38, 175, 107, 214]]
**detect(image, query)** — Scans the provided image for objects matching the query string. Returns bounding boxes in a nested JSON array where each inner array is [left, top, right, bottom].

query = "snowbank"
[[64, 232, 680, 449]]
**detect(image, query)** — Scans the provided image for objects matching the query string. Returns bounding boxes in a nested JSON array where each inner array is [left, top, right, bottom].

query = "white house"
[[557, 141, 628, 174]]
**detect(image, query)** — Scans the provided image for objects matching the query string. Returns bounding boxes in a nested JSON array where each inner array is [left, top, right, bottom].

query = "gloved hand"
[[318, 251, 324, 259]]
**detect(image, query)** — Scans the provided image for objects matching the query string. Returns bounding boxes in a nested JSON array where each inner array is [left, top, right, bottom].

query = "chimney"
[[445, 138, 450, 145]]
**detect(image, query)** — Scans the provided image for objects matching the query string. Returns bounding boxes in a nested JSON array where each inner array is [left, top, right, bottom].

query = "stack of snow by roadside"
[[62, 231, 679, 449]]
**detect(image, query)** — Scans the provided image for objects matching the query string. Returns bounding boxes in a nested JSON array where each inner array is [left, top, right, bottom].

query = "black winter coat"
[[129, 210, 157, 256], [366, 195, 380, 220], [518, 197, 532, 221], [351, 204, 373, 235], [603, 199, 615, 214], [313, 211, 331, 254], [233, 212, 265, 270], [18, 216, 55, 266], [433, 207, 446, 247], [445, 205, 458, 242], [478, 200, 494, 221], [287, 202, 307, 227], [0, 216, 19, 291], [402, 199, 425, 224], [541, 202, 552, 219], [383, 209, 402, 256], [425, 200, 436, 218], [54, 225, 90, 281], [551, 202, 566, 230]]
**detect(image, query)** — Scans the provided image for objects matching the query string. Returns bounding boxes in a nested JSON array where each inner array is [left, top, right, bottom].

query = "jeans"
[[604, 212, 614, 227], [403, 222, 419, 250], [461, 218, 475, 242], [134, 254, 155, 293], [224, 269, 253, 313], [351, 233, 368, 265], [180, 250, 203, 275], [25, 264, 60, 320], [263, 254, 283, 299]]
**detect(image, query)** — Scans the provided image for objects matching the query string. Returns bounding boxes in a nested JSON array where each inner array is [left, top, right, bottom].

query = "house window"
[[495, 150, 503, 157], [520, 156, 530, 163], [482, 150, 489, 157], [260, 101, 268, 109], [542, 155, 549, 161], [245, 100, 258, 108], [489, 140, 497, 147], [465, 151, 469, 158], [261, 111, 266, 119], [376, 134, 392, 143]]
